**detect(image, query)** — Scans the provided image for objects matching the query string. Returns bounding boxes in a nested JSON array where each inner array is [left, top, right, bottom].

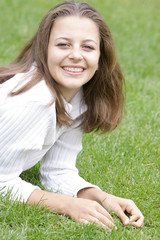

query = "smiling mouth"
[[62, 67, 85, 73]]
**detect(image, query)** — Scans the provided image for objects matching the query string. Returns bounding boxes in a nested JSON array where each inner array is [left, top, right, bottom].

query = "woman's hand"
[[77, 188, 144, 228], [101, 192, 144, 228], [66, 197, 115, 231]]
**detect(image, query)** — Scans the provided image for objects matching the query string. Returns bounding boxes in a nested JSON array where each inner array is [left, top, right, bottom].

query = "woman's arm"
[[27, 188, 115, 231], [39, 125, 100, 197], [0, 98, 52, 202], [77, 187, 144, 228]]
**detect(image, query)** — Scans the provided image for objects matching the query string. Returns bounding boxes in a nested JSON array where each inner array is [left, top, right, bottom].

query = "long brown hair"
[[0, 1, 124, 133]]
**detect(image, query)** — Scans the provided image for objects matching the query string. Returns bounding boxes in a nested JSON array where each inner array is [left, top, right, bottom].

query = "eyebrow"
[[55, 37, 98, 45]]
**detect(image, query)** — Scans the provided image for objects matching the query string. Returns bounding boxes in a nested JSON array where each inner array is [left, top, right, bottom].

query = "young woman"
[[0, 1, 144, 231]]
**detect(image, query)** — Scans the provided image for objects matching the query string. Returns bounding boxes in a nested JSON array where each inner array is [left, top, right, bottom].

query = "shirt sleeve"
[[0, 100, 53, 203], [39, 123, 101, 197]]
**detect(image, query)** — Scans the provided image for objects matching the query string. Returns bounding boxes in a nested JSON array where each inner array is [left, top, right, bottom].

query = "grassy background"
[[0, 0, 160, 239]]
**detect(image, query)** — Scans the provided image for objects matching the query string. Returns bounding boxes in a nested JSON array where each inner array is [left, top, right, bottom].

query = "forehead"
[[49, 15, 100, 41]]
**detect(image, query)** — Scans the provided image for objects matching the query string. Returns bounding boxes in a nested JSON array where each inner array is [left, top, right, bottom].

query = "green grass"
[[0, 0, 160, 239]]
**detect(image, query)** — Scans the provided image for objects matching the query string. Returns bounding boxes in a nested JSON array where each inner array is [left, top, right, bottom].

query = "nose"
[[68, 47, 83, 61]]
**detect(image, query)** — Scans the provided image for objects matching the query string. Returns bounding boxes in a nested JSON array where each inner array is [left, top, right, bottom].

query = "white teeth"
[[63, 67, 83, 72]]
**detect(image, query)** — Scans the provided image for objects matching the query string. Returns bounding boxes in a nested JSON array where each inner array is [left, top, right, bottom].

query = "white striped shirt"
[[0, 70, 99, 202]]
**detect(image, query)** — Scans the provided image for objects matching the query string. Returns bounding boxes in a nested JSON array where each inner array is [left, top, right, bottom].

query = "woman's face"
[[47, 15, 100, 102]]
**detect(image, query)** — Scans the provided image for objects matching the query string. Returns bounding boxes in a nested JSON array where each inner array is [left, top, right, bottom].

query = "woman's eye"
[[83, 45, 94, 50], [57, 43, 69, 47]]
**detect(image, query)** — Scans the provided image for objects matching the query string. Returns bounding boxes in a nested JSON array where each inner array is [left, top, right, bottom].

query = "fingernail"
[[124, 219, 129, 225]]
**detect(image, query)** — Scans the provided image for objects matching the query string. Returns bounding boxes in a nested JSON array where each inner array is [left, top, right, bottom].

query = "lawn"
[[0, 0, 160, 239]]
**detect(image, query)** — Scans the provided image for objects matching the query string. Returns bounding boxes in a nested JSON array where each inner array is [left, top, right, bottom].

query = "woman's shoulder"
[[0, 73, 56, 129], [0, 71, 53, 106]]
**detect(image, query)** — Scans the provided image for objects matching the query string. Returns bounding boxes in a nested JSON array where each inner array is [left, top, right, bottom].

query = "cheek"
[[90, 58, 99, 71], [90, 51, 100, 69], [48, 47, 67, 62], [48, 48, 60, 65]]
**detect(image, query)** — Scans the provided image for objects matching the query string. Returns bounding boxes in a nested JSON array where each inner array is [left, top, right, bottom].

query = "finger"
[[126, 202, 144, 227], [129, 215, 139, 223], [92, 211, 116, 230], [130, 220, 144, 228], [113, 205, 129, 225], [79, 217, 111, 231], [130, 214, 144, 228], [79, 219, 90, 224], [87, 216, 113, 231], [97, 204, 114, 223], [125, 200, 142, 216]]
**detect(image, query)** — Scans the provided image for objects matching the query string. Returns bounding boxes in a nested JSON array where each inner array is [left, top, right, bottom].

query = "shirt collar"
[[63, 88, 87, 120]]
